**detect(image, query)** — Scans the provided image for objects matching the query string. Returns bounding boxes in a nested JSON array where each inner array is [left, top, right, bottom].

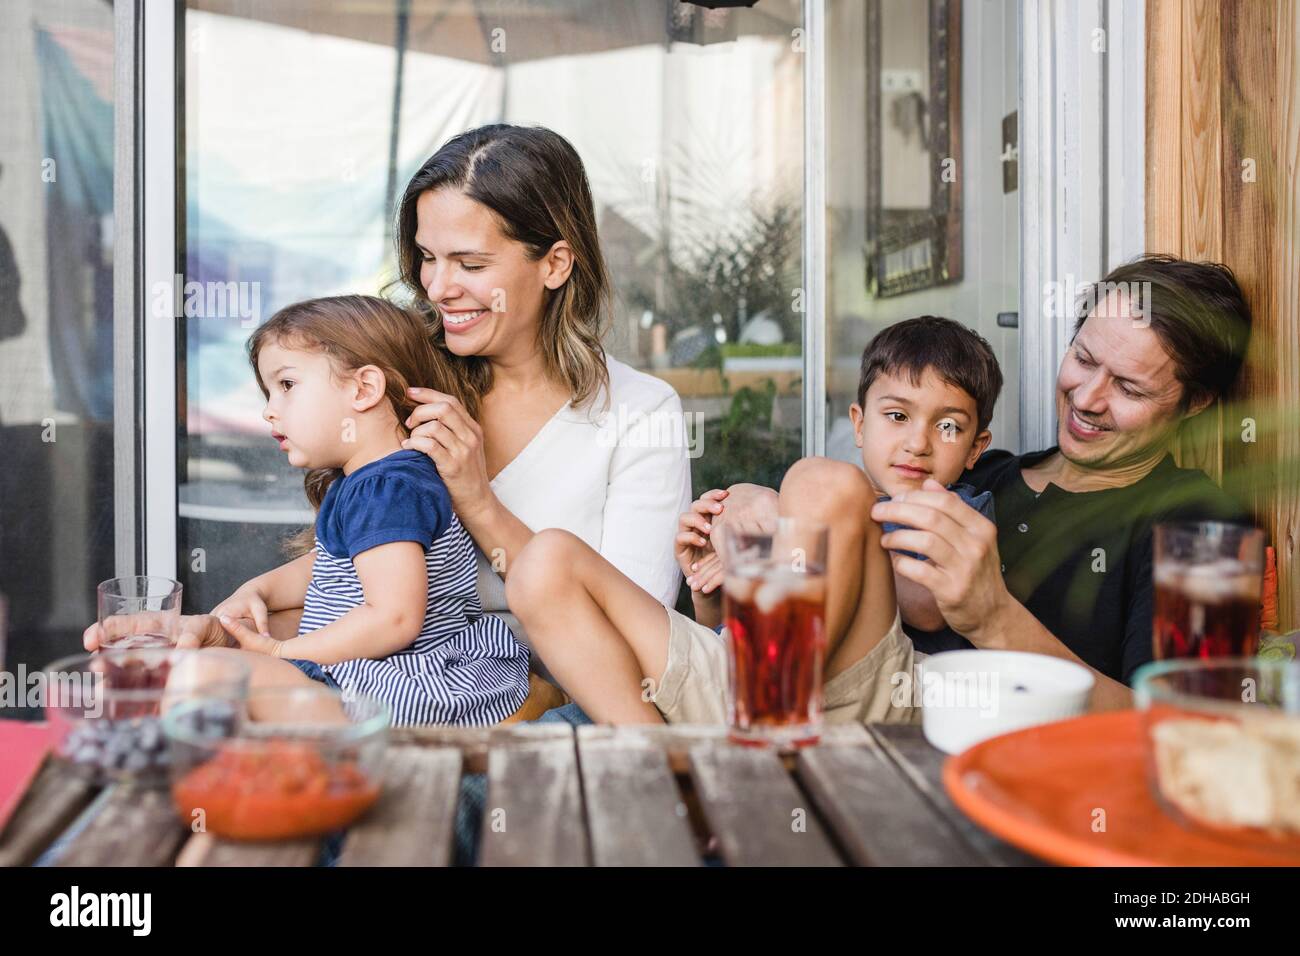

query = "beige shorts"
[[651, 605, 922, 727]]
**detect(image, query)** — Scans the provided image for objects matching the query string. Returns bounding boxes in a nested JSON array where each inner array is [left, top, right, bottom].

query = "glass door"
[[823, 0, 1020, 461], [0, 0, 122, 696], [175, 0, 807, 611]]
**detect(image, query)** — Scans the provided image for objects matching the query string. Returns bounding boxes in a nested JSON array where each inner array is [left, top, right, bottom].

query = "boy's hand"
[[676, 489, 727, 594], [211, 584, 271, 641]]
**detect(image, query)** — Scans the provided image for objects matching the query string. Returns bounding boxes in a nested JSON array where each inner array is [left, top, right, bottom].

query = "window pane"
[[180, 0, 804, 610], [825, 0, 1020, 467], [0, 0, 116, 692]]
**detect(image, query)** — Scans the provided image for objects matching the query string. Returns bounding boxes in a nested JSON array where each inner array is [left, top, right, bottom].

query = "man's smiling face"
[[1055, 294, 1202, 469]]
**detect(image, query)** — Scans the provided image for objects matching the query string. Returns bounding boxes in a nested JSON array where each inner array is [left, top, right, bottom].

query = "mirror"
[[865, 0, 962, 298]]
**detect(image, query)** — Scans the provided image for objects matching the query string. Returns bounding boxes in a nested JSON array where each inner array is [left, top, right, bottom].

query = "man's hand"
[[870, 478, 1009, 642]]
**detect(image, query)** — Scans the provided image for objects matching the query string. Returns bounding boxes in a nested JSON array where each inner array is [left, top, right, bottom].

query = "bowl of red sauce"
[[162, 685, 388, 841]]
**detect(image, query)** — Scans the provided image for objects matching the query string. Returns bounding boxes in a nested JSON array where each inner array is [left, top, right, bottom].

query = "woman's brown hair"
[[247, 294, 468, 551], [394, 124, 611, 412]]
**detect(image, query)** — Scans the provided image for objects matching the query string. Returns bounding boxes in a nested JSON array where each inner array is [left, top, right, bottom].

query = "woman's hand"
[[81, 613, 237, 652], [403, 388, 493, 520], [870, 478, 1010, 641], [676, 489, 728, 595]]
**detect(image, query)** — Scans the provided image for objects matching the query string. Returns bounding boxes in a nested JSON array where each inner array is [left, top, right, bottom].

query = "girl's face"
[[257, 340, 356, 470], [414, 188, 570, 363]]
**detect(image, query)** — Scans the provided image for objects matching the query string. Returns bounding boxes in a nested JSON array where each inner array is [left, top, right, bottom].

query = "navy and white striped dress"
[[298, 450, 529, 727]]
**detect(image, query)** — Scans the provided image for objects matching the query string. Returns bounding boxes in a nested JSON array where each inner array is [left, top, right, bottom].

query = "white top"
[[475, 356, 693, 647]]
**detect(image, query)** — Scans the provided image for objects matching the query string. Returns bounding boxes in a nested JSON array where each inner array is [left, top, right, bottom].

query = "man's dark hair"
[[856, 316, 1003, 432], [1073, 253, 1252, 411]]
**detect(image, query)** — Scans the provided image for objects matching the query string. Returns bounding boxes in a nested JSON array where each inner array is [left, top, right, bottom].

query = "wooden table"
[[0, 723, 1042, 867]]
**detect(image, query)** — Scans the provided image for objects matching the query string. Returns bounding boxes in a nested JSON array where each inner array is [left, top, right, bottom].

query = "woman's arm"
[[594, 390, 692, 607], [225, 542, 427, 664], [401, 388, 536, 579]]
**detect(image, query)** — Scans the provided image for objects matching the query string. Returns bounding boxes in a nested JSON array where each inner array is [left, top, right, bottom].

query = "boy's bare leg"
[[777, 457, 897, 679], [507, 529, 671, 724]]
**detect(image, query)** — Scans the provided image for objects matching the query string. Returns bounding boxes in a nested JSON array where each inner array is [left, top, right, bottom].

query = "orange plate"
[[942, 709, 1300, 866]]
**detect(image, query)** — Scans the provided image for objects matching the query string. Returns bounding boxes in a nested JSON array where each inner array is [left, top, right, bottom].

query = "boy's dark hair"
[[1072, 253, 1252, 411], [856, 316, 1003, 433]]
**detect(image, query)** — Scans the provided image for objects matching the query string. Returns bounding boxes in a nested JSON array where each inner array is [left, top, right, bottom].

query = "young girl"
[[211, 294, 530, 726]]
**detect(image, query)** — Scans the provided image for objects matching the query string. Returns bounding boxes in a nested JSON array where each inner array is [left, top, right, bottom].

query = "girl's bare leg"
[[506, 530, 670, 724], [776, 457, 898, 679]]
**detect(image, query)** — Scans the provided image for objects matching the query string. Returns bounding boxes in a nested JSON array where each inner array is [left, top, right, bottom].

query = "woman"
[[394, 125, 692, 661]]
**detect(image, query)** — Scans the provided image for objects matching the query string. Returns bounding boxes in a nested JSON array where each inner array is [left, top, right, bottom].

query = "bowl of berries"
[[42, 647, 250, 786]]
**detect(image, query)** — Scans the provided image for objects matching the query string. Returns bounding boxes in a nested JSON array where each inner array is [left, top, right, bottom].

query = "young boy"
[[505, 316, 1003, 726]]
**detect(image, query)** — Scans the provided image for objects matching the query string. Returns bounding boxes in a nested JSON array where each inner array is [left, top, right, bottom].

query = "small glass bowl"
[[1133, 657, 1300, 854], [161, 685, 389, 841], [42, 647, 251, 786]]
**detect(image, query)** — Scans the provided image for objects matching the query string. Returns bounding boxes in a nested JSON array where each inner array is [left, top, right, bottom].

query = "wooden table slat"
[[479, 725, 588, 866], [0, 761, 98, 867], [389, 722, 574, 774], [576, 727, 699, 867], [339, 746, 463, 867], [176, 832, 321, 867], [868, 724, 1044, 867], [797, 742, 985, 866], [56, 785, 188, 867], [688, 743, 842, 867]]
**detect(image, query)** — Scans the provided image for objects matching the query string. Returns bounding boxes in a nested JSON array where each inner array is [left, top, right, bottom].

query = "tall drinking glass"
[[721, 518, 828, 748], [1153, 522, 1264, 660], [97, 576, 183, 649]]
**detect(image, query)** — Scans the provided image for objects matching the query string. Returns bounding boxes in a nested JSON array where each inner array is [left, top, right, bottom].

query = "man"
[[865, 254, 1252, 708]]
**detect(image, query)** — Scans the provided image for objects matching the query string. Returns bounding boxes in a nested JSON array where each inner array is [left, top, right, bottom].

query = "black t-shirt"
[[903, 447, 1250, 684]]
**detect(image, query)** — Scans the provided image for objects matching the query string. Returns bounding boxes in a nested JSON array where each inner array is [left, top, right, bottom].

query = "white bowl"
[[918, 650, 1095, 754]]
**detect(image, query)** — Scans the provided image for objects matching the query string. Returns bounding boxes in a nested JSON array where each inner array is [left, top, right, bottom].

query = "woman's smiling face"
[[415, 188, 557, 362]]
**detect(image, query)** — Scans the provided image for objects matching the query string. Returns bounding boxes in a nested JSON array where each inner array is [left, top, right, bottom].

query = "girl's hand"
[[217, 615, 284, 657], [211, 585, 271, 640], [403, 388, 493, 519], [676, 489, 728, 594]]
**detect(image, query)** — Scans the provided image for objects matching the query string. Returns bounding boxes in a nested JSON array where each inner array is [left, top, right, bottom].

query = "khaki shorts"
[[651, 605, 922, 727]]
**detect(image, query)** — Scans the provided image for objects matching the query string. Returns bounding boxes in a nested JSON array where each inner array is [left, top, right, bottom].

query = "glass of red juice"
[[1153, 522, 1264, 662], [721, 518, 828, 748]]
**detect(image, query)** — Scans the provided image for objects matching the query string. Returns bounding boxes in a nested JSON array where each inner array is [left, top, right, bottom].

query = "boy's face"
[[851, 367, 991, 497]]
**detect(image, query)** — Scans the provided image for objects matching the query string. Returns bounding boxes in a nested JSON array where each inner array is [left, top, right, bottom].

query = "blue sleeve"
[[336, 474, 452, 559]]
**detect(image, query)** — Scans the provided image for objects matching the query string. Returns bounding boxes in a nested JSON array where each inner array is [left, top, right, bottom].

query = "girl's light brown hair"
[[248, 295, 469, 551], [394, 124, 610, 413]]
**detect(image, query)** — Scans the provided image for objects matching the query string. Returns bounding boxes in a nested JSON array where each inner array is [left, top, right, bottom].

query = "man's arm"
[[891, 554, 947, 631], [872, 480, 1132, 711]]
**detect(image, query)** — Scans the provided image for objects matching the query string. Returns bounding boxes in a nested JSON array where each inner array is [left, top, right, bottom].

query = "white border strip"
[[142, 0, 177, 578], [802, 0, 827, 457]]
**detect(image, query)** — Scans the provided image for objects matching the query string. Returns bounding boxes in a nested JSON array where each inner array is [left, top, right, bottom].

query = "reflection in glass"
[[180, 0, 805, 609], [0, 1, 116, 694]]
